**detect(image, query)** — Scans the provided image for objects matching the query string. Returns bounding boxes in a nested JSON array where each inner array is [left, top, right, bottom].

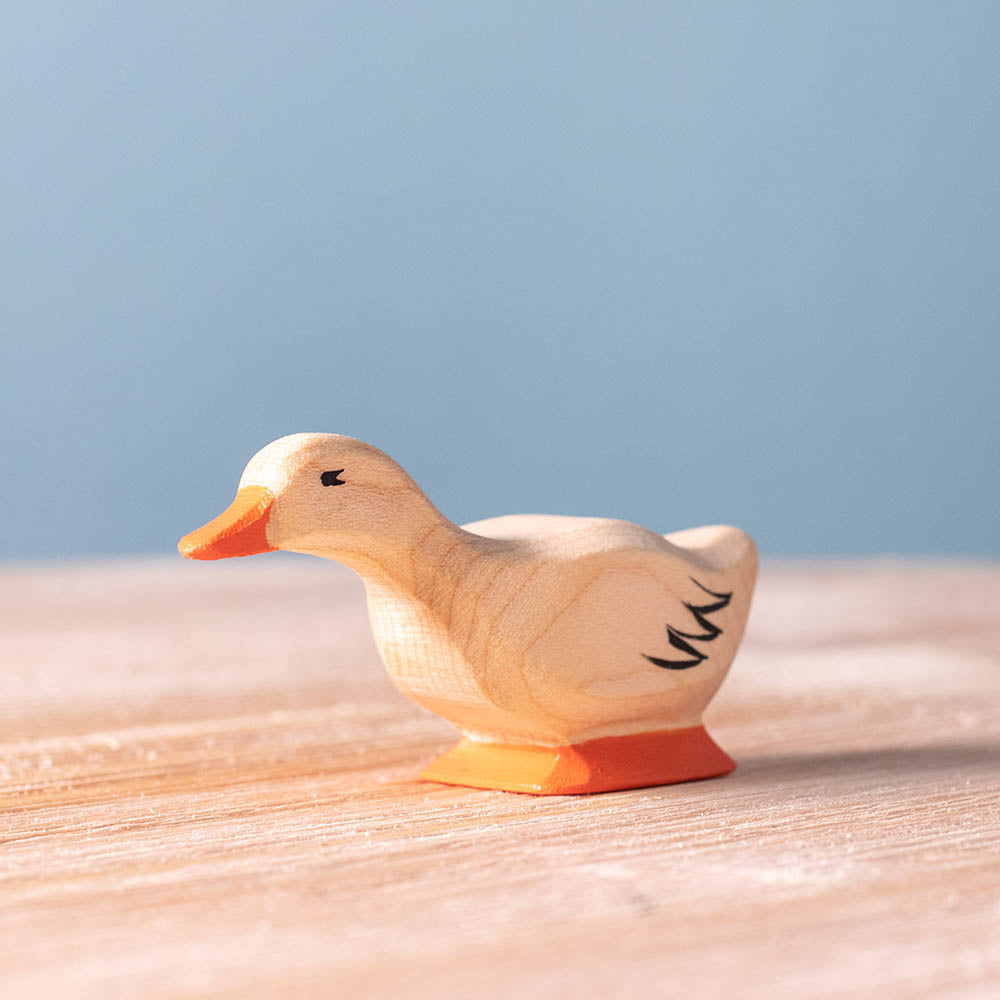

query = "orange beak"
[[178, 485, 277, 560]]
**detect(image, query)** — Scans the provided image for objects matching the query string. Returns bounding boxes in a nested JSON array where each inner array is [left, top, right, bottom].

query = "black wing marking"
[[643, 579, 732, 671]]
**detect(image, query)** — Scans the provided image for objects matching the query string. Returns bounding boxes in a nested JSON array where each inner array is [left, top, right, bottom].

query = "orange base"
[[420, 725, 735, 795]]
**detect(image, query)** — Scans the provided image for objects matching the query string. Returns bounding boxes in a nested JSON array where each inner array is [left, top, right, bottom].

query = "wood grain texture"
[[1, 558, 999, 999]]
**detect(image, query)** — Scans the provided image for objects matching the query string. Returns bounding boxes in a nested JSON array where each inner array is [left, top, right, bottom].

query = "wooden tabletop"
[[2, 558, 998, 999]]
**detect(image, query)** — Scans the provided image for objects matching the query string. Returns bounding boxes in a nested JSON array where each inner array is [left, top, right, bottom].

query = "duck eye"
[[321, 469, 346, 487]]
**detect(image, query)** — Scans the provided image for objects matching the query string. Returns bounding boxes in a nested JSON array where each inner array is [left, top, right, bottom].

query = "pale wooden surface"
[[1, 558, 998, 999]]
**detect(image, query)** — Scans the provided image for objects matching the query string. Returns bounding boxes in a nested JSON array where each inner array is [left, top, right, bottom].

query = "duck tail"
[[716, 526, 758, 580], [662, 524, 758, 580]]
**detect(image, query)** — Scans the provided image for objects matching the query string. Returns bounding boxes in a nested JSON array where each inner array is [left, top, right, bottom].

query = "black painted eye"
[[321, 469, 346, 487]]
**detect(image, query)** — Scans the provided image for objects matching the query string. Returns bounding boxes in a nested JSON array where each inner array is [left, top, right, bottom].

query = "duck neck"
[[302, 497, 479, 596]]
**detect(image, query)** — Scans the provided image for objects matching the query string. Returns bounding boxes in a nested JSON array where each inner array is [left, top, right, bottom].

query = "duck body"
[[179, 434, 757, 794]]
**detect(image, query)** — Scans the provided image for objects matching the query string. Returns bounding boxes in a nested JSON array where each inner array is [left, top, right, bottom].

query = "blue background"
[[3, 2, 998, 559]]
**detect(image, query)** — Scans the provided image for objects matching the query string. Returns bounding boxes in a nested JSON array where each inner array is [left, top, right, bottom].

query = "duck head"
[[178, 433, 445, 579]]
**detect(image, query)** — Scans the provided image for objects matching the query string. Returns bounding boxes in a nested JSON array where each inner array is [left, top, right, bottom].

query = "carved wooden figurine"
[[179, 434, 757, 794]]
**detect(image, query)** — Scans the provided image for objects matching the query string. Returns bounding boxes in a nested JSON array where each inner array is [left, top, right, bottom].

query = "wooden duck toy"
[[179, 434, 757, 794]]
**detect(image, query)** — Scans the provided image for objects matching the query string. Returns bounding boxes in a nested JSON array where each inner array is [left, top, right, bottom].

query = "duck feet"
[[420, 725, 735, 795]]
